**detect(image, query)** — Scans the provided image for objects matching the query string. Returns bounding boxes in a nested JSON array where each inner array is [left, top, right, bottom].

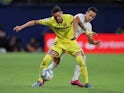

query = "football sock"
[[72, 56, 86, 81], [75, 55, 88, 84], [38, 54, 52, 81], [72, 64, 80, 81], [48, 62, 58, 71]]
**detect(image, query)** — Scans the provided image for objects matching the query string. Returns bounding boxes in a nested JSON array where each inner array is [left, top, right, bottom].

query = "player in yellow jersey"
[[48, 7, 100, 88], [13, 5, 93, 88]]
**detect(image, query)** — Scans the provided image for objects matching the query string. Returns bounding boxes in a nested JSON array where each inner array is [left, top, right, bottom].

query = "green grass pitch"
[[0, 53, 124, 93]]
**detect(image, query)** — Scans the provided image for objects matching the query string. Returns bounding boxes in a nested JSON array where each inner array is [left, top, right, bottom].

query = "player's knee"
[[83, 56, 86, 62], [41, 54, 52, 67], [40, 61, 48, 69], [76, 55, 85, 66], [74, 51, 82, 57], [53, 57, 60, 65]]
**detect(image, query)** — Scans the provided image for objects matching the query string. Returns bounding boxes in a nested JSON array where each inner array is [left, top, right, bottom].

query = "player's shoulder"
[[49, 16, 54, 20], [74, 13, 84, 17], [41, 17, 53, 21], [44, 16, 54, 22]]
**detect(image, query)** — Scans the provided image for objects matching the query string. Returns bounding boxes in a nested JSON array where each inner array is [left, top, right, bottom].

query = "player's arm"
[[87, 35, 101, 47], [78, 22, 96, 35], [13, 20, 39, 32], [78, 21, 86, 31], [71, 16, 80, 40]]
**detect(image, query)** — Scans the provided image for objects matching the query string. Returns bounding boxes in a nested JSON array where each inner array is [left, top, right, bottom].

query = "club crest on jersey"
[[63, 23, 67, 27]]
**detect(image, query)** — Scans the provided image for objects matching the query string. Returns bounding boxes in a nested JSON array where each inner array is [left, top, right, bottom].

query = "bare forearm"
[[78, 22, 86, 31], [72, 16, 80, 39], [73, 22, 78, 36], [13, 20, 39, 32], [89, 39, 97, 45], [87, 35, 96, 45], [87, 35, 101, 46], [21, 20, 39, 29]]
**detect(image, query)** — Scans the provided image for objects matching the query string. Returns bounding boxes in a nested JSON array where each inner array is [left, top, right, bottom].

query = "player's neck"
[[84, 15, 88, 23], [56, 19, 63, 23]]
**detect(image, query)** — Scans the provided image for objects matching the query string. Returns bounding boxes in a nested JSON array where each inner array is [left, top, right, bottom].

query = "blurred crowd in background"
[[0, 0, 124, 5], [0, 0, 124, 53], [0, 24, 43, 53]]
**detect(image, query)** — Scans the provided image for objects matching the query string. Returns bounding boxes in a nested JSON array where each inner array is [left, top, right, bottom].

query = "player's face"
[[53, 11, 63, 23], [85, 10, 96, 22]]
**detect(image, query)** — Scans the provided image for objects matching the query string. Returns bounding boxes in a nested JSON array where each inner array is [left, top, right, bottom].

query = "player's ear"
[[61, 11, 63, 14]]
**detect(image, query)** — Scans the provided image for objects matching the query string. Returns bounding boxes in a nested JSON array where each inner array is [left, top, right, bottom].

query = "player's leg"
[[74, 52, 88, 83], [48, 57, 60, 70], [71, 50, 86, 87], [74, 52, 93, 88], [39, 50, 58, 80], [32, 50, 58, 87], [32, 42, 63, 87], [69, 40, 92, 88], [48, 53, 64, 70], [71, 56, 86, 87]]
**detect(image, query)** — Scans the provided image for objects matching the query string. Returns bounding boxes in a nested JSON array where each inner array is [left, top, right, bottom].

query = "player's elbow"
[[88, 40, 95, 44], [30, 20, 39, 25]]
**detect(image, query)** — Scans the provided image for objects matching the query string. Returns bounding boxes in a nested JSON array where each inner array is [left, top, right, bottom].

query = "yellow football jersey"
[[39, 14, 74, 41]]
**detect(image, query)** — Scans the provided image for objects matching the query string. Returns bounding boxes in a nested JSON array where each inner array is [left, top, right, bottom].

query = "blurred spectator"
[[0, 24, 8, 53], [0, 0, 13, 5], [26, 37, 43, 52], [10, 35, 24, 52], [116, 26, 124, 34]]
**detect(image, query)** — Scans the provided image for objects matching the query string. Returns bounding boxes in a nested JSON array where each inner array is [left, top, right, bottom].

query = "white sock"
[[72, 64, 80, 81], [72, 56, 86, 81], [48, 62, 58, 71]]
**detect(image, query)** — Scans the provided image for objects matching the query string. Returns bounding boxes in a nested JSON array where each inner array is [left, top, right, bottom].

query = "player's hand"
[[13, 26, 23, 32], [85, 30, 96, 36], [95, 40, 101, 47]]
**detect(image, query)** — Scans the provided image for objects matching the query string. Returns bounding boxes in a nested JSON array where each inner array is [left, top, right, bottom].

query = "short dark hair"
[[88, 7, 98, 13], [51, 5, 62, 14]]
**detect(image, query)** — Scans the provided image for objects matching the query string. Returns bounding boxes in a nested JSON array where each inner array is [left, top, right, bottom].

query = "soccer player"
[[47, 7, 100, 87], [13, 5, 93, 88]]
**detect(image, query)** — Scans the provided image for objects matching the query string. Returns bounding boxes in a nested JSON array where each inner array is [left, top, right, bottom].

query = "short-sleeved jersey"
[[39, 14, 74, 41], [74, 13, 92, 38]]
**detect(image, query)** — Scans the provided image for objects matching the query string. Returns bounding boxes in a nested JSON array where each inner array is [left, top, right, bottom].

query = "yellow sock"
[[38, 54, 52, 82], [76, 55, 89, 84]]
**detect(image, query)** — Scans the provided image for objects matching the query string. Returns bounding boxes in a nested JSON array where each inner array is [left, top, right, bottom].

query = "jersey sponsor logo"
[[63, 23, 67, 27], [54, 26, 69, 30]]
